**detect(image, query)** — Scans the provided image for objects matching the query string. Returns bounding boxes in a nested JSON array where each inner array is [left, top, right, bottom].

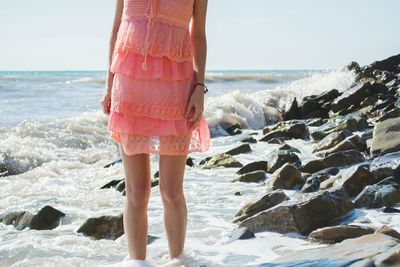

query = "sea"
[[1, 69, 397, 266]]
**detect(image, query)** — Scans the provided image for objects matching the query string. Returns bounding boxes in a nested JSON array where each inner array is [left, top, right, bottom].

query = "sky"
[[0, 0, 399, 71]]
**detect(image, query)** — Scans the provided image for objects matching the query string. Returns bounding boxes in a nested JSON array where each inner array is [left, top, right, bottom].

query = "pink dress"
[[108, 0, 211, 155]]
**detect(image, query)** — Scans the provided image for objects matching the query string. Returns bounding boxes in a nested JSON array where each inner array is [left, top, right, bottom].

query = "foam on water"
[[2, 68, 399, 266]]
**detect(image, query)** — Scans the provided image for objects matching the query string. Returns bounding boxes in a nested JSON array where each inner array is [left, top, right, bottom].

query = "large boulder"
[[236, 161, 269, 175], [270, 163, 303, 190], [334, 165, 377, 197], [370, 116, 400, 157], [266, 233, 400, 266], [238, 188, 354, 235]]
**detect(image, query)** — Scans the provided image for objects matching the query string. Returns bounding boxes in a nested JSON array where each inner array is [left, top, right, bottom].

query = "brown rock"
[[309, 224, 375, 244]]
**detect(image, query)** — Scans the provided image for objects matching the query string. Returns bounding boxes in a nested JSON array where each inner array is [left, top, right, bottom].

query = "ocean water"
[[2, 69, 398, 266]]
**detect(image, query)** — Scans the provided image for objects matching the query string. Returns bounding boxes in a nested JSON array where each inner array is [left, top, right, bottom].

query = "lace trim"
[[110, 131, 204, 156], [110, 97, 186, 120]]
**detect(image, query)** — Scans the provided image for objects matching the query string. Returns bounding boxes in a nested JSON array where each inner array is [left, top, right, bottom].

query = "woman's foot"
[[122, 255, 155, 267]]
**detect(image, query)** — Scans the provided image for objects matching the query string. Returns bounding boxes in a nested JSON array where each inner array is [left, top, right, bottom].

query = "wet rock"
[[224, 143, 252, 156], [233, 190, 289, 223], [236, 161, 269, 175], [311, 113, 369, 141], [299, 89, 341, 119], [331, 80, 387, 113], [270, 163, 303, 190], [265, 149, 301, 173], [335, 165, 377, 197], [354, 177, 400, 208], [240, 136, 257, 143], [202, 153, 243, 169], [103, 158, 122, 168], [313, 129, 352, 153], [300, 167, 340, 193], [375, 225, 400, 241], [319, 174, 341, 190], [100, 178, 124, 189], [223, 123, 242, 135], [306, 118, 327, 127], [309, 225, 375, 244], [283, 97, 301, 120], [228, 227, 255, 241], [259, 121, 309, 142], [383, 207, 400, 213], [231, 170, 267, 183], [78, 214, 124, 240], [370, 117, 400, 157], [0, 152, 43, 177], [315, 134, 367, 157], [300, 150, 366, 174], [0, 205, 66, 230], [363, 53, 400, 73], [369, 151, 400, 180], [239, 188, 354, 235], [373, 244, 400, 266], [267, 233, 400, 266]]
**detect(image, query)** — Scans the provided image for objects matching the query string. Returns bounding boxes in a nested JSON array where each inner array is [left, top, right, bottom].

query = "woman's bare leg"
[[119, 144, 151, 260], [159, 153, 188, 258]]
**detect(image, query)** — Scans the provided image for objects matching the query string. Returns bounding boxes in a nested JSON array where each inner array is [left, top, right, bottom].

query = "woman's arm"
[[105, 0, 124, 93], [101, 0, 124, 115], [185, 0, 208, 129], [190, 0, 208, 85]]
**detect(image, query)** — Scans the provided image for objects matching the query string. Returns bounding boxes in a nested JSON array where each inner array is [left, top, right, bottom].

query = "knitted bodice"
[[113, 0, 195, 71], [123, 0, 194, 29]]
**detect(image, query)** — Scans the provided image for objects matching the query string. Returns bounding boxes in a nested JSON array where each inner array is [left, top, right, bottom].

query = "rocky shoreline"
[[1, 54, 400, 266]]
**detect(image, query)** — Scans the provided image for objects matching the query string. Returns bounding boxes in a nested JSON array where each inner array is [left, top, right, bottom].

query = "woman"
[[100, 0, 210, 265]]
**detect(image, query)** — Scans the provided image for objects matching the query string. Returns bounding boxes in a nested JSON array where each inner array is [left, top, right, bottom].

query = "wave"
[[205, 72, 307, 84], [64, 77, 106, 84], [0, 75, 23, 81], [203, 69, 356, 136]]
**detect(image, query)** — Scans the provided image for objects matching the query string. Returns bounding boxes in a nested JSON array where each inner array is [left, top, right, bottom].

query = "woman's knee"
[[125, 185, 151, 208], [159, 185, 184, 204]]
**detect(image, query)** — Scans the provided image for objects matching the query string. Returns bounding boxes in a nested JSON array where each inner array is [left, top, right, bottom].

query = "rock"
[[278, 143, 301, 153], [311, 113, 369, 141], [233, 190, 289, 223], [265, 149, 301, 173], [77, 214, 124, 240], [0, 205, 66, 231], [259, 121, 309, 142], [354, 178, 400, 209], [373, 244, 400, 267], [300, 167, 340, 193], [315, 134, 367, 157], [300, 150, 366, 174], [383, 207, 400, 213], [363, 53, 400, 73], [375, 225, 400, 241], [309, 225, 375, 244], [270, 163, 303, 190], [228, 227, 255, 241], [306, 118, 327, 127], [346, 61, 362, 74], [224, 123, 242, 135], [103, 158, 122, 168], [313, 129, 353, 153], [100, 178, 124, 189], [236, 161, 269, 175], [335, 165, 377, 197], [240, 136, 257, 143], [283, 97, 301, 120], [370, 117, 400, 157], [267, 233, 400, 266], [239, 188, 354, 235], [331, 80, 387, 113], [231, 170, 267, 183], [320, 175, 342, 190], [202, 153, 243, 169], [299, 89, 341, 119], [369, 151, 400, 180], [224, 143, 252, 156]]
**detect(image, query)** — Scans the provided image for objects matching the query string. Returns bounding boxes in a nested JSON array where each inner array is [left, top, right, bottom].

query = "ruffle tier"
[[113, 15, 194, 63], [107, 49, 211, 156]]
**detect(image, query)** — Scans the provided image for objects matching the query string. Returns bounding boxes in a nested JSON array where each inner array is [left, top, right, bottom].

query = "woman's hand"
[[184, 85, 205, 130], [101, 72, 114, 115]]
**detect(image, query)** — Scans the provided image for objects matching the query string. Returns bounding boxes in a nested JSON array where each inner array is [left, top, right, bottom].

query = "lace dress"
[[107, 0, 211, 155]]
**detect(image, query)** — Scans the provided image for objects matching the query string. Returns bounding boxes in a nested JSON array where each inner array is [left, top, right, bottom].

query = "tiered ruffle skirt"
[[107, 16, 210, 155]]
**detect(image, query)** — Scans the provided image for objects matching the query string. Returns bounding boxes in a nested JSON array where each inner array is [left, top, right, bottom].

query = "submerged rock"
[[238, 188, 354, 235], [202, 153, 243, 169]]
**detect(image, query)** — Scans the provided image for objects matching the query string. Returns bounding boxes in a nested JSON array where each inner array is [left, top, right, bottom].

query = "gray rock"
[[232, 170, 267, 183], [239, 188, 354, 235], [370, 117, 400, 157], [265, 149, 301, 174], [313, 129, 353, 153], [228, 227, 255, 241], [354, 180, 400, 209], [260, 121, 309, 142], [233, 190, 289, 223], [224, 143, 252, 156], [370, 151, 400, 180]]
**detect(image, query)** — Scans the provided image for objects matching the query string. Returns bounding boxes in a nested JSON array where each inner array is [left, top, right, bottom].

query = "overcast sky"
[[1, 0, 399, 70]]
